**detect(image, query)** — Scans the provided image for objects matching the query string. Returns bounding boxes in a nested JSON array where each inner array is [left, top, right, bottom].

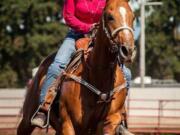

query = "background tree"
[[131, 0, 180, 82], [145, 0, 180, 81], [0, 0, 180, 88], [0, 0, 68, 87]]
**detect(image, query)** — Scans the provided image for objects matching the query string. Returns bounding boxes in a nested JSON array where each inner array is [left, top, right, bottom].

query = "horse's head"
[[102, 0, 136, 62]]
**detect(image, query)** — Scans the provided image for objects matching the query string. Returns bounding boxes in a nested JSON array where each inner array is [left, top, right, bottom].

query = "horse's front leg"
[[61, 119, 75, 135], [101, 112, 122, 135], [60, 101, 75, 135], [98, 89, 127, 135], [96, 112, 121, 135]]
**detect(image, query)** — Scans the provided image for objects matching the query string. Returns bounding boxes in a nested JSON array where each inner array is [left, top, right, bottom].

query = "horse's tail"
[[22, 51, 57, 121]]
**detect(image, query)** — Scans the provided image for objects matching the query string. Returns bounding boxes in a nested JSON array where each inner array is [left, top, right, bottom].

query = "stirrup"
[[119, 125, 134, 135], [31, 105, 51, 128]]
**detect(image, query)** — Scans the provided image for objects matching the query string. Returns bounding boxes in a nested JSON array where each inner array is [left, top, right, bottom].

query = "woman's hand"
[[90, 23, 99, 32], [84, 23, 100, 38]]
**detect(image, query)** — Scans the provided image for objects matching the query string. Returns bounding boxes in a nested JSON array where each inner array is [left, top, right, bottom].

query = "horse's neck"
[[88, 27, 117, 92], [91, 28, 116, 68]]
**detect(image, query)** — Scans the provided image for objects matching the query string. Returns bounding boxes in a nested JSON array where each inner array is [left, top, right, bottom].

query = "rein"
[[63, 71, 127, 103], [58, 50, 127, 103]]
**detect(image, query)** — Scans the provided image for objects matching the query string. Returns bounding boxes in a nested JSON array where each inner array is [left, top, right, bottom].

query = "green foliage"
[[0, 65, 18, 87], [0, 0, 180, 88], [0, 0, 68, 87], [131, 0, 180, 82], [145, 0, 180, 81]]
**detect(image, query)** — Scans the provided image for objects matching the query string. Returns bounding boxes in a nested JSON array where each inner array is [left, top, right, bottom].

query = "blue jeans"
[[40, 30, 84, 103], [121, 65, 131, 90], [39, 31, 132, 103]]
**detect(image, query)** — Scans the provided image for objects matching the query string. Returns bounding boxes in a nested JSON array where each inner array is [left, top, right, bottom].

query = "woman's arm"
[[63, 0, 92, 34]]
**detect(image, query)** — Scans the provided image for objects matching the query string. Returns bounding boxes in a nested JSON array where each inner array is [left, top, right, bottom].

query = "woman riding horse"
[[57, 0, 135, 134], [32, 0, 131, 128], [17, 0, 135, 134]]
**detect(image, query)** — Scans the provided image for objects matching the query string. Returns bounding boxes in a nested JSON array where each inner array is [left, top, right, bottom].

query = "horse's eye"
[[106, 14, 114, 22]]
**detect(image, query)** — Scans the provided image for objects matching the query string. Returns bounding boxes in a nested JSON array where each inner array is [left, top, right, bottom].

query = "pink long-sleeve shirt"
[[63, 0, 106, 34]]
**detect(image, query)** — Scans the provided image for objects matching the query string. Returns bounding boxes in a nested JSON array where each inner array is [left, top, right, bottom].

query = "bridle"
[[102, 14, 135, 61]]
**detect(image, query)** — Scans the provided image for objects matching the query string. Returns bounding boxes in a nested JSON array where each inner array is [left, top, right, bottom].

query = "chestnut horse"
[[17, 0, 135, 134]]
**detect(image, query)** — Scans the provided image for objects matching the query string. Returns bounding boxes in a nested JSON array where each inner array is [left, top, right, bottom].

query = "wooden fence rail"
[[0, 88, 180, 134]]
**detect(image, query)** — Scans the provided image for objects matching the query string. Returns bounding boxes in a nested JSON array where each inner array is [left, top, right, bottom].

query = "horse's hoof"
[[119, 125, 134, 135]]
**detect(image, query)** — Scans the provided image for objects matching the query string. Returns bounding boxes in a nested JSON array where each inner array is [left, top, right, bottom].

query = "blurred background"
[[0, 0, 180, 134]]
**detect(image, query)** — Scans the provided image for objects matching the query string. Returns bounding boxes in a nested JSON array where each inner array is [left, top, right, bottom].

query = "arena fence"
[[127, 98, 180, 134], [0, 88, 180, 134]]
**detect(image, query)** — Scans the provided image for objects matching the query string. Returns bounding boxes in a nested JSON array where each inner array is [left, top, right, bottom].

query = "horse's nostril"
[[121, 46, 128, 57]]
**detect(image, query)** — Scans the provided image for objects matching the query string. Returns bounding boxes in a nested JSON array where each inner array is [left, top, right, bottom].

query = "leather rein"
[[63, 71, 127, 103]]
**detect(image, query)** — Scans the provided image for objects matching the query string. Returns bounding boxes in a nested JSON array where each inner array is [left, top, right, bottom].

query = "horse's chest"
[[61, 78, 115, 128]]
